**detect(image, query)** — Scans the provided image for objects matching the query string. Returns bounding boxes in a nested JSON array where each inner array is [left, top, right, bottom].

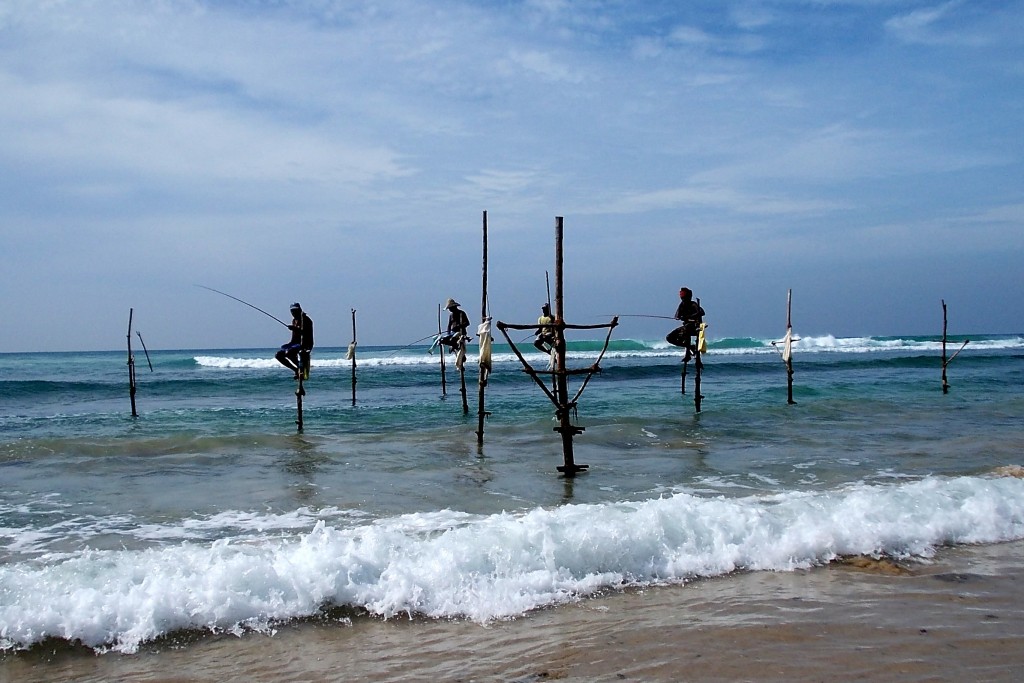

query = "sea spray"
[[3, 475, 1024, 653]]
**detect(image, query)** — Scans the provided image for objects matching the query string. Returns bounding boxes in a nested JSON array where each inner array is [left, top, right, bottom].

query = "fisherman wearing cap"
[[667, 287, 704, 360], [275, 302, 314, 379], [438, 298, 470, 354]]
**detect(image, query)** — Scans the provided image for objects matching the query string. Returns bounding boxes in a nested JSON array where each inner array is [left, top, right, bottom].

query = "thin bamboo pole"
[[693, 299, 703, 413], [476, 210, 489, 444], [786, 289, 795, 405], [350, 308, 357, 406], [438, 304, 447, 397], [941, 299, 970, 394], [459, 340, 469, 414], [127, 308, 138, 418], [295, 311, 307, 431], [942, 300, 948, 394]]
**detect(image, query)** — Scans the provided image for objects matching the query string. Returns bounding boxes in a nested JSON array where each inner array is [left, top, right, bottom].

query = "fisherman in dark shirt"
[[275, 302, 314, 379], [667, 287, 704, 360]]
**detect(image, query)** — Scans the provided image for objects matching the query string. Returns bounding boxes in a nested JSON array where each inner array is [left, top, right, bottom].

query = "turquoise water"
[[1, 333, 1023, 653]]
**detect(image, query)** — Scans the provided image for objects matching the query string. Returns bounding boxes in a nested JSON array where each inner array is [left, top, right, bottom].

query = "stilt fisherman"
[[275, 302, 314, 379], [667, 287, 705, 361], [438, 298, 470, 353]]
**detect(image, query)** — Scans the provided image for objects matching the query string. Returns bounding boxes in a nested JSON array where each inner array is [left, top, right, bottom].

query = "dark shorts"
[[666, 325, 696, 348]]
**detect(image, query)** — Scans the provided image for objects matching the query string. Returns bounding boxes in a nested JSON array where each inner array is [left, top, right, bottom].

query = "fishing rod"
[[599, 313, 678, 321], [388, 332, 442, 357], [136, 331, 154, 372], [195, 285, 289, 327], [515, 273, 554, 345]]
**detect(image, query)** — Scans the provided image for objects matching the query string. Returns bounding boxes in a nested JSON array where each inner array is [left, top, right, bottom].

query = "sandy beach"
[[5, 540, 1023, 683]]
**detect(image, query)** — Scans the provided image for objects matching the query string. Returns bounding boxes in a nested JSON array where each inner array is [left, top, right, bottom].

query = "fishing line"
[[598, 313, 678, 321], [387, 333, 442, 357], [196, 285, 289, 327]]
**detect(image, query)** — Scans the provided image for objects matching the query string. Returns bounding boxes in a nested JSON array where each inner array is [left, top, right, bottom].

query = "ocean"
[[2, 332, 1024, 680]]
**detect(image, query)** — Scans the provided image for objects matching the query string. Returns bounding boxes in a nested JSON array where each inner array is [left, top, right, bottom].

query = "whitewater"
[[2, 333, 1023, 655]]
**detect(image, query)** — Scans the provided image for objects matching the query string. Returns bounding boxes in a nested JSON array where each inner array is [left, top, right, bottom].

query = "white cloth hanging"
[[477, 318, 492, 379]]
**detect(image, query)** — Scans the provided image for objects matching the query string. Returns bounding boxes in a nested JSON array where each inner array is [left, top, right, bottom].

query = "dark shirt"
[[288, 313, 314, 350], [674, 300, 704, 326], [447, 308, 469, 336]]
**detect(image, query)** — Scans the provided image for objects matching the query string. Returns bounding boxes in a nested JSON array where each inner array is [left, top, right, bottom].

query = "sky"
[[1, 0, 1022, 352]]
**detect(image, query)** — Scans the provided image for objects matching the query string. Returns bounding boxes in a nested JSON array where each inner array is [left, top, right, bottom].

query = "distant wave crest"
[[192, 333, 1023, 369]]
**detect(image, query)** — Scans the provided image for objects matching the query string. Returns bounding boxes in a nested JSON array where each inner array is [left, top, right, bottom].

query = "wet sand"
[[4, 541, 1024, 683]]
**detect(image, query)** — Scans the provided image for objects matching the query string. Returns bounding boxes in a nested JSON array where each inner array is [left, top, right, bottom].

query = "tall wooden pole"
[[940, 300, 969, 393], [127, 308, 138, 418], [553, 217, 584, 475], [295, 308, 307, 431], [459, 341, 469, 414], [786, 289, 796, 405], [295, 363, 305, 431], [494, 216, 613, 476], [350, 308, 358, 406], [941, 300, 948, 393], [476, 210, 489, 444], [438, 303, 447, 397], [693, 297, 703, 413], [680, 356, 688, 395]]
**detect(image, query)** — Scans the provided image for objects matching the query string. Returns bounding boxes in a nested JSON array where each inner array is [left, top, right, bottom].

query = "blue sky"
[[1, 0, 1021, 352]]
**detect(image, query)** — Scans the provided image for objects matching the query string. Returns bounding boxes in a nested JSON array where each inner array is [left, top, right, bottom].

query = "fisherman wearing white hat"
[[438, 298, 470, 354]]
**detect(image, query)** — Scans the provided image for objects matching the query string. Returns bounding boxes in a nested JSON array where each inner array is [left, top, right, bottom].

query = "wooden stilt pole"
[[546, 270, 555, 393], [941, 299, 970, 394], [459, 338, 469, 414], [350, 308, 358, 406], [942, 300, 948, 394], [496, 216, 616, 477], [553, 217, 587, 476], [770, 289, 799, 404], [680, 357, 688, 395], [694, 299, 703, 413], [694, 355, 703, 412], [295, 310, 307, 432], [127, 308, 138, 418], [476, 210, 490, 444], [438, 303, 447, 397], [785, 289, 796, 405]]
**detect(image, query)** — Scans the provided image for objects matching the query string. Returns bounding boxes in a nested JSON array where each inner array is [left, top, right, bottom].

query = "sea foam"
[[2, 474, 1023, 654]]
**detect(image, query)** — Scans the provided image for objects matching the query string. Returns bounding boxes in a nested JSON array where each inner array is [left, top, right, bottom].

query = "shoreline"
[[5, 540, 1024, 682]]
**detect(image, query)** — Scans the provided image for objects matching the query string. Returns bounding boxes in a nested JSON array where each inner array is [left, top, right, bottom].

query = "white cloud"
[[885, 1, 988, 46], [0, 0, 1022, 349]]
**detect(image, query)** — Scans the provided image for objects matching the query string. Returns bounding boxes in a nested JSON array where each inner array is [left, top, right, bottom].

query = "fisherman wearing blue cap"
[[275, 302, 314, 379]]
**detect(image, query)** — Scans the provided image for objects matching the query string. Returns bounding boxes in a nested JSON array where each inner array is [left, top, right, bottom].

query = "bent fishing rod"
[[195, 285, 290, 327], [387, 332, 444, 357], [599, 313, 678, 321]]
